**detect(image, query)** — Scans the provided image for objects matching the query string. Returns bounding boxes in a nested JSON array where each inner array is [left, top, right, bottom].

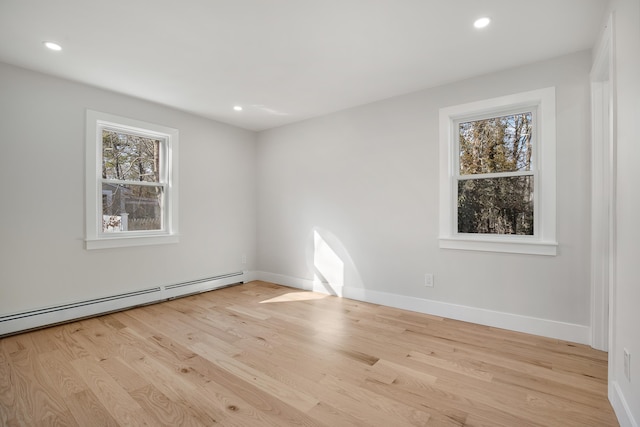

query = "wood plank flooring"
[[0, 281, 618, 426]]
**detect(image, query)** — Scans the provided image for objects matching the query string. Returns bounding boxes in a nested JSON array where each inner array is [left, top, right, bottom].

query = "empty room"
[[0, 0, 638, 425]]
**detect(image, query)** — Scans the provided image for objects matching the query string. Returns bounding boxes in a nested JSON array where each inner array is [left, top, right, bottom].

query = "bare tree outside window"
[[101, 130, 163, 232], [457, 112, 534, 235]]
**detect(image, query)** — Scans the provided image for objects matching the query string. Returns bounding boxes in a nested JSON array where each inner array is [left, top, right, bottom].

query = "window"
[[457, 111, 534, 235], [85, 110, 179, 249], [439, 88, 557, 255]]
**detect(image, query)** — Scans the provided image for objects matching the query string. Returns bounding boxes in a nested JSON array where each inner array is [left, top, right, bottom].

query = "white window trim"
[[85, 110, 179, 250], [438, 88, 557, 256]]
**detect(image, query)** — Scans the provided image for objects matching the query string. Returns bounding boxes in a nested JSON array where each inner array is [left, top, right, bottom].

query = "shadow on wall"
[[307, 227, 364, 296]]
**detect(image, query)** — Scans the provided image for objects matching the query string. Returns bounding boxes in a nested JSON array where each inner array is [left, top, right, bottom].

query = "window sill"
[[85, 234, 179, 250], [439, 236, 557, 256]]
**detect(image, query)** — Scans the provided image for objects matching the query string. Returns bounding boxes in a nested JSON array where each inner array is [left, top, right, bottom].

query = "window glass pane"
[[458, 176, 533, 235], [102, 183, 162, 232], [102, 130, 161, 182], [459, 112, 532, 175]]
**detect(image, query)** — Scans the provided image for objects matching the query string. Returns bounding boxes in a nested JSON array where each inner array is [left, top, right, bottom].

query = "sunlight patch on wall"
[[313, 230, 344, 296]]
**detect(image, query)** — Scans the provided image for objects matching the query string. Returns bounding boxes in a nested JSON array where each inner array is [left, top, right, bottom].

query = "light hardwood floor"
[[0, 281, 618, 426]]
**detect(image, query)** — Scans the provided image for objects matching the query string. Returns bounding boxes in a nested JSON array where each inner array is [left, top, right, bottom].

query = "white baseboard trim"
[[610, 381, 638, 427], [251, 271, 590, 345], [0, 272, 246, 336], [253, 271, 344, 296]]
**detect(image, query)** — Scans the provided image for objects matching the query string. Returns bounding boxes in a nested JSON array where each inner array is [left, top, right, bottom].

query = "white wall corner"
[[252, 272, 590, 345], [242, 270, 260, 283]]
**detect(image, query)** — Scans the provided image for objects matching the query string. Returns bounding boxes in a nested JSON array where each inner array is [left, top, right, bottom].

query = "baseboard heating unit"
[[0, 271, 245, 336]]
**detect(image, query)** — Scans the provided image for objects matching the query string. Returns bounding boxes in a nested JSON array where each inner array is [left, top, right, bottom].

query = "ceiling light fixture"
[[233, 106, 243, 111], [43, 41, 62, 51], [473, 17, 491, 29]]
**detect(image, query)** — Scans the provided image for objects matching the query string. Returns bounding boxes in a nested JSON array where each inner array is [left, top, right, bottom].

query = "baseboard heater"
[[0, 271, 245, 337]]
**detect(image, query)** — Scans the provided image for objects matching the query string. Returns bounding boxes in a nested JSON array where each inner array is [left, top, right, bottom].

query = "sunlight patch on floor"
[[259, 292, 328, 304]]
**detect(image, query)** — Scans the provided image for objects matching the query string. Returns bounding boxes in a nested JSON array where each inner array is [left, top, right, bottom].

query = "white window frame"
[[85, 110, 179, 249], [439, 87, 557, 256]]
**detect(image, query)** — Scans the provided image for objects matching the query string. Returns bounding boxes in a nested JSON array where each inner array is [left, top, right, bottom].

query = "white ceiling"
[[0, 0, 608, 131]]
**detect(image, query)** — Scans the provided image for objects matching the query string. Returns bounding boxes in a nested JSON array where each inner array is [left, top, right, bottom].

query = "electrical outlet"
[[424, 273, 434, 287], [241, 254, 247, 264], [624, 348, 631, 381]]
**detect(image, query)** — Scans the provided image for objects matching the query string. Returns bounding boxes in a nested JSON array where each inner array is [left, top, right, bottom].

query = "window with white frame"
[[439, 88, 557, 255], [85, 110, 179, 249]]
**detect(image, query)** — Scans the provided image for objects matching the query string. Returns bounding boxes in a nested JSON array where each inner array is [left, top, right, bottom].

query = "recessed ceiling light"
[[233, 106, 243, 111], [474, 17, 491, 29], [43, 41, 62, 51]]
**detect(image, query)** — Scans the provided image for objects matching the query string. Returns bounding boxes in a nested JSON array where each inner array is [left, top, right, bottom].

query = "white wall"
[[608, 0, 640, 424], [0, 62, 257, 315], [257, 51, 593, 335]]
